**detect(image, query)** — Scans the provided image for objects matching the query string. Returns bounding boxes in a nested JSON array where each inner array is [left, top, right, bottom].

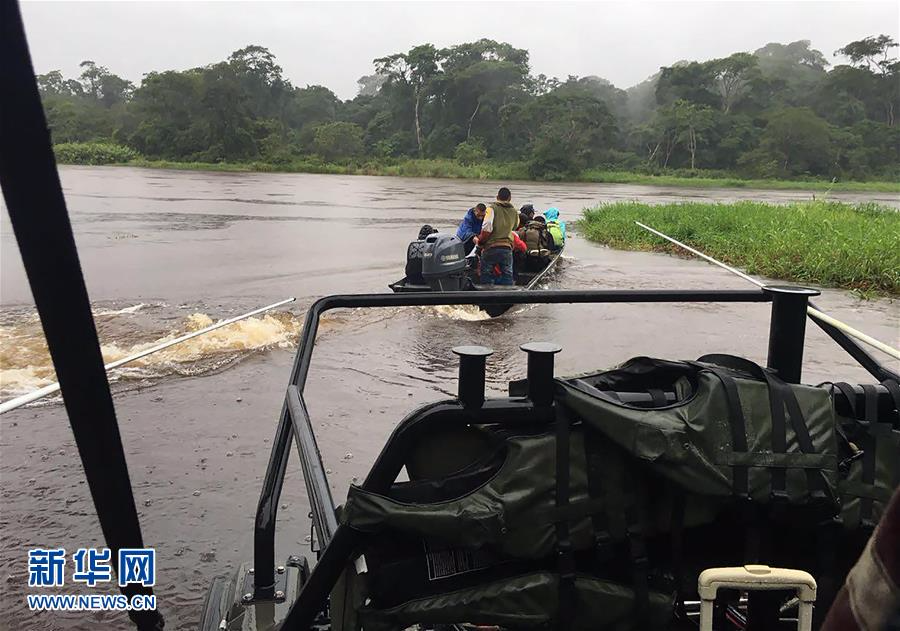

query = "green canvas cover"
[[342, 354, 840, 563], [342, 429, 719, 559], [339, 355, 850, 631], [558, 356, 839, 512]]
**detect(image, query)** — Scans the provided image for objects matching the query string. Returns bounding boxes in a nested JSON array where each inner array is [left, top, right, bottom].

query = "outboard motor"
[[421, 233, 467, 291]]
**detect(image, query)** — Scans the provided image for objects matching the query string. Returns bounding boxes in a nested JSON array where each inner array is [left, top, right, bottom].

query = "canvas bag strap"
[[582, 426, 615, 561], [698, 354, 827, 501], [882, 379, 900, 426], [860, 384, 880, 525], [553, 405, 576, 630]]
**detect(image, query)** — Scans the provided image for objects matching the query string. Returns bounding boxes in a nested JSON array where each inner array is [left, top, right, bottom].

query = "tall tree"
[[837, 35, 898, 74], [673, 100, 715, 169], [441, 39, 528, 140], [228, 45, 290, 121], [37, 70, 66, 95], [656, 62, 718, 108], [356, 74, 386, 97], [375, 44, 441, 156], [77, 60, 133, 106], [836, 35, 899, 126], [755, 107, 834, 176], [78, 60, 104, 98], [710, 53, 759, 113], [753, 40, 828, 102]]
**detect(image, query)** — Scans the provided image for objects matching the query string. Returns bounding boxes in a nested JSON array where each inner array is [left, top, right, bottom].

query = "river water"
[[1, 166, 897, 630]]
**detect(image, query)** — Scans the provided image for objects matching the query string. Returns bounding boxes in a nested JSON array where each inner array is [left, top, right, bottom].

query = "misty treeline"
[[38, 36, 899, 180]]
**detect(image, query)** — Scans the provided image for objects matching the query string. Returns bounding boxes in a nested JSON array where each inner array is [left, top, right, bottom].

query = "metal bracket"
[[241, 565, 290, 604]]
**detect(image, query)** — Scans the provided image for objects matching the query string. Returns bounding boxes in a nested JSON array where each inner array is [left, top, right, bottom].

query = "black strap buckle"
[[557, 540, 576, 579], [770, 489, 790, 504], [594, 531, 615, 561], [626, 532, 649, 569]]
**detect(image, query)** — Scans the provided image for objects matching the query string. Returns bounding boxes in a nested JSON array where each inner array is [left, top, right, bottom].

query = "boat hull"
[[390, 248, 564, 317]]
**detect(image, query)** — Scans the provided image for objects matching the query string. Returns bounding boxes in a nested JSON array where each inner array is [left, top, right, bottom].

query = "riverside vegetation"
[[580, 201, 900, 296], [40, 35, 900, 188]]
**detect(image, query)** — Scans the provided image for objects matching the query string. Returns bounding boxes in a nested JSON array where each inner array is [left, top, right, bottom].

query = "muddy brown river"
[[1, 166, 898, 630]]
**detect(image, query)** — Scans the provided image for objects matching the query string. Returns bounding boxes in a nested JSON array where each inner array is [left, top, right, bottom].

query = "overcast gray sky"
[[21, 1, 900, 99]]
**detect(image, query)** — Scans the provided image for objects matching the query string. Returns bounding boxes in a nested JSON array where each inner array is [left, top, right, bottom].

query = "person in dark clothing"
[[405, 224, 438, 285], [418, 224, 438, 240], [456, 204, 486, 252], [518, 203, 535, 230]]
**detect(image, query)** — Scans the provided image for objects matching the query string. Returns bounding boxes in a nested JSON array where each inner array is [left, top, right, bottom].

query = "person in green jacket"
[[475, 187, 519, 285], [544, 207, 566, 250]]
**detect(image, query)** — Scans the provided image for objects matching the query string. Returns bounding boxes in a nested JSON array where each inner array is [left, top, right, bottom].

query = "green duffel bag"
[[557, 354, 840, 518], [357, 571, 674, 631], [830, 380, 900, 530]]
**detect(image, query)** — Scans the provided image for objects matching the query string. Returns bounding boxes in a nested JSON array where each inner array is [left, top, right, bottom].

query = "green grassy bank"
[[54, 143, 900, 193], [580, 201, 900, 295]]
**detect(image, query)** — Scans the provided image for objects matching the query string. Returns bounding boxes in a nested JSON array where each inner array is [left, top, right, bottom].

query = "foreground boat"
[[389, 232, 564, 316], [196, 288, 896, 631]]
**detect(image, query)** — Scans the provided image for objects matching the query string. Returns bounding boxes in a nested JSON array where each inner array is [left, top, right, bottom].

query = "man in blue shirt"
[[456, 203, 486, 252]]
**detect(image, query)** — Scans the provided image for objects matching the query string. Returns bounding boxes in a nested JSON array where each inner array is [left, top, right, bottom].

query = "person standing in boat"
[[474, 187, 519, 286], [543, 207, 566, 250], [455, 203, 486, 252]]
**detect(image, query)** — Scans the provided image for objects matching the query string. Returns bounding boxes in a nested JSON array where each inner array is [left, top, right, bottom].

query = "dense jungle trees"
[[39, 35, 899, 179]]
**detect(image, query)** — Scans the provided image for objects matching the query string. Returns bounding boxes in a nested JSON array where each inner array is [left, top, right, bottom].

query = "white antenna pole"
[[0, 297, 296, 414], [634, 221, 900, 361]]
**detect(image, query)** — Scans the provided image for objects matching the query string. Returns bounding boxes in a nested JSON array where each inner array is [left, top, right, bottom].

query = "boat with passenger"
[[389, 230, 564, 317]]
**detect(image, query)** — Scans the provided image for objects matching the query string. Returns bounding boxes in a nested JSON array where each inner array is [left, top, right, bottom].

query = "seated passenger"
[[518, 203, 535, 230], [543, 207, 566, 250], [517, 216, 555, 271], [455, 203, 486, 253], [405, 224, 438, 285]]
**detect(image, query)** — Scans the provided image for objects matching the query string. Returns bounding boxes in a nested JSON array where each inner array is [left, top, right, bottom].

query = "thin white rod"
[[634, 221, 900, 361], [806, 307, 900, 361], [635, 221, 763, 287], [0, 297, 296, 414]]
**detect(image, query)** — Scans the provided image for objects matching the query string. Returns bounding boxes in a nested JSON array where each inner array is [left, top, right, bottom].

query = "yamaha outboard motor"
[[421, 233, 467, 291]]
